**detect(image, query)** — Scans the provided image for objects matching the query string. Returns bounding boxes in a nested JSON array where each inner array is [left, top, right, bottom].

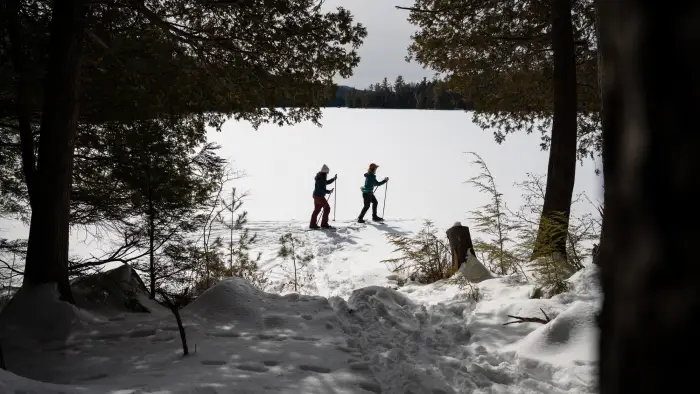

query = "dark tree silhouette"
[[597, 1, 700, 392]]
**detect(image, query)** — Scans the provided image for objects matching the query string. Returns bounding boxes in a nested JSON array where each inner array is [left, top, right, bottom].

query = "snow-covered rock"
[[71, 264, 159, 314]]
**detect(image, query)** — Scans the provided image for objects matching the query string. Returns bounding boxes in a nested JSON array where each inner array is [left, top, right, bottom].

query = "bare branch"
[[503, 308, 552, 325]]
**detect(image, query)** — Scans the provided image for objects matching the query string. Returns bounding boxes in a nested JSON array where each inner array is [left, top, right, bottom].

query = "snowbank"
[[0, 369, 81, 394], [183, 277, 339, 333], [331, 286, 475, 394], [0, 277, 382, 394], [0, 284, 96, 347], [330, 266, 600, 393], [510, 301, 598, 365], [183, 277, 268, 327]]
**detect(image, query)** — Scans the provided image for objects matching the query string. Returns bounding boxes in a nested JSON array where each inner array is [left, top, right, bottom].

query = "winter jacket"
[[361, 172, 387, 194], [313, 172, 336, 196]]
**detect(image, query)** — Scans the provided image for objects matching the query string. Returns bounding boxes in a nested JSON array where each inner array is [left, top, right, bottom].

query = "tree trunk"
[[148, 187, 156, 299], [597, 1, 700, 392], [531, 0, 578, 261], [446, 224, 475, 272], [22, 0, 87, 303], [592, 0, 608, 267], [230, 203, 234, 270]]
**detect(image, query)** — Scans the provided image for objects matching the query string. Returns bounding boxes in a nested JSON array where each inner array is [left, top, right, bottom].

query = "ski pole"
[[317, 189, 333, 226], [333, 176, 337, 221], [382, 181, 388, 218]]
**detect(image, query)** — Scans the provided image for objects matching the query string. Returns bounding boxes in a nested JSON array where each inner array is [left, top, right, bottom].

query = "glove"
[[329, 188, 334, 193], [384, 177, 389, 181], [333, 174, 338, 180]]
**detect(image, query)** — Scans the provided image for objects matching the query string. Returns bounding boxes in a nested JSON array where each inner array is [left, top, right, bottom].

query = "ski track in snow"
[[0, 219, 600, 394]]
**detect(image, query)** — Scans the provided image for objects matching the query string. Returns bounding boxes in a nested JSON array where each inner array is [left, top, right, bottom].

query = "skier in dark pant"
[[310, 164, 337, 229], [358, 163, 388, 223]]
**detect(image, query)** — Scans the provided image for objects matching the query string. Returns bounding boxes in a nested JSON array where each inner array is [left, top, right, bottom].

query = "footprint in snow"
[[77, 373, 109, 381], [236, 363, 270, 373], [208, 331, 241, 338], [358, 382, 382, 393], [162, 325, 190, 332], [263, 360, 280, 366], [290, 335, 320, 342], [348, 360, 371, 371], [256, 333, 287, 341], [93, 332, 125, 341], [151, 336, 176, 343], [335, 345, 354, 353], [201, 360, 227, 366], [299, 364, 332, 374], [129, 328, 157, 338]]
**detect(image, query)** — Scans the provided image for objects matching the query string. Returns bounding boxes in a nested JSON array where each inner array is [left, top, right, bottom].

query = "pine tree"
[[217, 187, 266, 290], [277, 233, 314, 294], [109, 118, 225, 298], [382, 220, 453, 284], [466, 152, 521, 276]]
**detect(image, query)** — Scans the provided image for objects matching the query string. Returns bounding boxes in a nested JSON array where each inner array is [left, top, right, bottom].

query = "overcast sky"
[[322, 0, 435, 89]]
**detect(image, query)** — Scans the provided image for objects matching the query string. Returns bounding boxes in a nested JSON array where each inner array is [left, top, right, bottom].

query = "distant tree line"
[[326, 76, 475, 110]]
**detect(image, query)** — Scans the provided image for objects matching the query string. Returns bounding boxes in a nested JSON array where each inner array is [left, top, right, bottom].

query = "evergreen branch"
[[395, 2, 483, 14], [5, 0, 37, 205], [127, 0, 260, 58], [483, 34, 548, 42], [396, 5, 454, 14]]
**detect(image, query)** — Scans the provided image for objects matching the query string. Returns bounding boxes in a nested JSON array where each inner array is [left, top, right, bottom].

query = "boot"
[[357, 217, 366, 224], [372, 215, 384, 222], [309, 224, 320, 229], [321, 224, 335, 230]]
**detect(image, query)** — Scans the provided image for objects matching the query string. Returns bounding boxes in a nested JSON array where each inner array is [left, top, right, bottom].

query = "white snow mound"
[[0, 369, 81, 394], [510, 300, 599, 365], [183, 277, 340, 333], [0, 284, 96, 347], [183, 277, 267, 326]]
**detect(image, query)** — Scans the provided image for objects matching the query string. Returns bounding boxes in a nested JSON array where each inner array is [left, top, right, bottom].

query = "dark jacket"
[[361, 172, 387, 194], [313, 172, 336, 196]]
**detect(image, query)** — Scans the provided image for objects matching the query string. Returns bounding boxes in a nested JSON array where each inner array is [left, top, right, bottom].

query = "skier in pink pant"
[[310, 164, 337, 229]]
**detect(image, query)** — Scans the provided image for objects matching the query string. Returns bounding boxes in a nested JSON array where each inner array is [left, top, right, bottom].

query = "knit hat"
[[369, 163, 378, 170], [321, 164, 330, 173]]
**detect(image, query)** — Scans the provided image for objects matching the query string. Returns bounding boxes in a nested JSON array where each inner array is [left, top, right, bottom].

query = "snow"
[[0, 110, 603, 393]]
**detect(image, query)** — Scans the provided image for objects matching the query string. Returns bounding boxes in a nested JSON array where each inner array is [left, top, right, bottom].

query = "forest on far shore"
[[326, 76, 475, 110]]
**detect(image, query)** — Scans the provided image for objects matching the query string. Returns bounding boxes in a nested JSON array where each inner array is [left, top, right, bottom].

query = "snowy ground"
[[1, 219, 600, 394], [1, 110, 602, 392]]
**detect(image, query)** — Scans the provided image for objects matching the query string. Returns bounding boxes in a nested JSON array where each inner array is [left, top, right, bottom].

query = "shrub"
[[382, 220, 454, 284]]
